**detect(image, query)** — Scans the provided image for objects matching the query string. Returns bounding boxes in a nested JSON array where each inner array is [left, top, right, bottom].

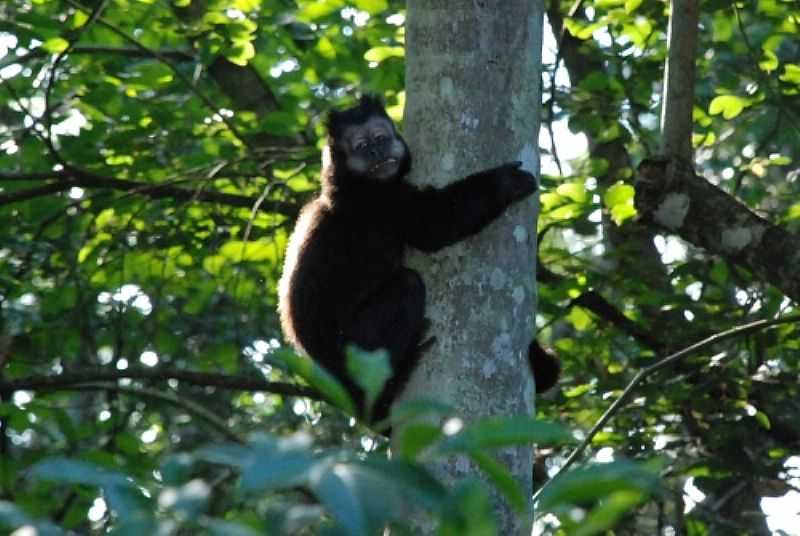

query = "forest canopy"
[[1, 0, 799, 534]]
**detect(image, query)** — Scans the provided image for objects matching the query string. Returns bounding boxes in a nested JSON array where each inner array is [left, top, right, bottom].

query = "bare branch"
[[0, 182, 73, 206], [0, 367, 321, 400], [69, 382, 244, 443], [533, 314, 800, 503], [0, 169, 300, 216]]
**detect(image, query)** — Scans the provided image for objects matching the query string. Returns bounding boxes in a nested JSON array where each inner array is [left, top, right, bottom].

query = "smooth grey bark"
[[636, 158, 800, 303], [400, 2, 543, 533], [660, 0, 699, 159]]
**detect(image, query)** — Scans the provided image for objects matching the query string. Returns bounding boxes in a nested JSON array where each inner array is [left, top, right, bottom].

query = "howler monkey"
[[278, 96, 558, 423]]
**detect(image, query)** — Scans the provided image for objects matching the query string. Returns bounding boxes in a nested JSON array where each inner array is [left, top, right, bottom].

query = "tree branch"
[[0, 45, 195, 70], [68, 382, 244, 443], [533, 314, 800, 503], [0, 182, 73, 206], [0, 366, 321, 399], [636, 157, 800, 302], [0, 169, 300, 216]]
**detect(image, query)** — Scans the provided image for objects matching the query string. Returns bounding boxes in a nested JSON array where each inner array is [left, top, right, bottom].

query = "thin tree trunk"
[[660, 0, 699, 160], [401, 2, 543, 533]]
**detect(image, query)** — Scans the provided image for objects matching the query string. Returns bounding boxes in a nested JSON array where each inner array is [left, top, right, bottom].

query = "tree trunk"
[[400, 2, 543, 533]]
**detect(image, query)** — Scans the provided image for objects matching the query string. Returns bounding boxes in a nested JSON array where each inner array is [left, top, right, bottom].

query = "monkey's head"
[[324, 95, 411, 189]]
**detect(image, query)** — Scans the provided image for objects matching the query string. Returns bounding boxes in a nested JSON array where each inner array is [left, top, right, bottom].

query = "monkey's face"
[[340, 117, 407, 181]]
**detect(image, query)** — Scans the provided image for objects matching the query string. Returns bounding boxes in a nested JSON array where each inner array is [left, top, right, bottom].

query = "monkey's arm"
[[406, 162, 537, 252]]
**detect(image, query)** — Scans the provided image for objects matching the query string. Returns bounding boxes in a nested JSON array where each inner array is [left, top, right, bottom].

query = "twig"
[[63, 0, 255, 151], [67, 382, 243, 443], [0, 169, 300, 216], [532, 314, 800, 503], [0, 366, 321, 400]]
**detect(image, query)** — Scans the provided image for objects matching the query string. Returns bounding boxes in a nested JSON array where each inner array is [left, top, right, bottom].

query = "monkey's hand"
[[488, 161, 538, 201]]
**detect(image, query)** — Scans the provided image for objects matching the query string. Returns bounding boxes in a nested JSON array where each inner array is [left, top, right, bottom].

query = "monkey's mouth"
[[370, 158, 398, 173]]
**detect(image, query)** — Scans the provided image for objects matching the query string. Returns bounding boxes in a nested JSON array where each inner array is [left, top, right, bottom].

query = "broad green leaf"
[[361, 459, 445, 511], [354, 0, 388, 14], [779, 64, 800, 85], [438, 417, 572, 453], [310, 462, 368, 536], [603, 182, 634, 208], [468, 450, 526, 513], [394, 423, 443, 459], [364, 46, 404, 63], [624, 0, 643, 13], [610, 203, 637, 225], [235, 0, 261, 12], [206, 520, 263, 536], [537, 461, 661, 510], [556, 181, 587, 203], [709, 95, 748, 119], [240, 433, 317, 492], [567, 306, 593, 331], [346, 345, 392, 417], [30, 457, 133, 488], [760, 49, 779, 73], [755, 411, 771, 430], [226, 41, 256, 66], [41, 37, 69, 53], [564, 18, 607, 40], [274, 349, 356, 415], [574, 490, 648, 536], [219, 240, 274, 262], [297, 0, 345, 22]]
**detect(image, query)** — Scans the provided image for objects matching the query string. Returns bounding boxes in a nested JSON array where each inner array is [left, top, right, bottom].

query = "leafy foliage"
[[0, 0, 799, 534]]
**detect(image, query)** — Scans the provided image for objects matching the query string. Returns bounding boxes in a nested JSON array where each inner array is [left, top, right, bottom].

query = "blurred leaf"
[[709, 95, 748, 119], [29, 458, 134, 489], [346, 345, 392, 415], [438, 417, 572, 454]]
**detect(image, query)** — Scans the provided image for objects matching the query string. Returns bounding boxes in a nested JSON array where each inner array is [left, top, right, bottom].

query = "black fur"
[[278, 96, 558, 423]]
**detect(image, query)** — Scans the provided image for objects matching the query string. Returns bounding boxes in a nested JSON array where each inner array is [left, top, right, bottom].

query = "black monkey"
[[278, 96, 558, 423]]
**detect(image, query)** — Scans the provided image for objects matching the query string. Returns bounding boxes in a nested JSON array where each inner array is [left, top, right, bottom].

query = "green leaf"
[[41, 37, 69, 53], [468, 450, 526, 513], [394, 423, 443, 459], [603, 182, 634, 209], [273, 349, 356, 415], [779, 64, 800, 85], [567, 306, 593, 331], [624, 0, 643, 13], [346, 345, 392, 416], [240, 433, 317, 492], [755, 411, 771, 430], [235, 0, 261, 12], [354, 0, 388, 14], [537, 461, 661, 510], [759, 49, 779, 73], [364, 46, 404, 63], [574, 490, 648, 536], [708, 95, 748, 119], [29, 457, 133, 488], [226, 41, 256, 66], [556, 181, 587, 203], [438, 417, 572, 454], [310, 462, 368, 536]]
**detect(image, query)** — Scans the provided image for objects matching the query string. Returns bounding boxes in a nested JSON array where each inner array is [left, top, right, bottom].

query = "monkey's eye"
[[354, 140, 368, 151], [375, 134, 387, 142]]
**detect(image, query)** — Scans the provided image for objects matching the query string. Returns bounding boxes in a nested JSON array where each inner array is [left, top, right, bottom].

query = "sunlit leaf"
[[709, 95, 748, 119], [364, 46, 404, 63], [41, 37, 69, 53]]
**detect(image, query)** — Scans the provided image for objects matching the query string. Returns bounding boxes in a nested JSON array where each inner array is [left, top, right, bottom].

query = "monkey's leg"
[[346, 267, 429, 422]]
